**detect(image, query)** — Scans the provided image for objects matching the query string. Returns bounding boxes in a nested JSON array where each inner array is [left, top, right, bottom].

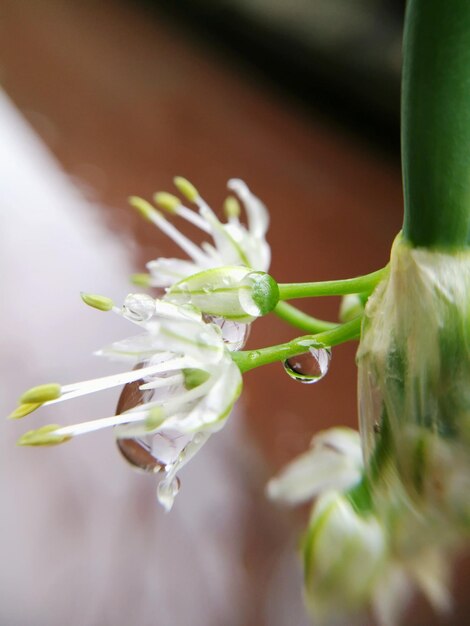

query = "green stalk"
[[277, 268, 386, 301], [402, 0, 470, 249], [232, 316, 361, 373], [274, 301, 337, 333]]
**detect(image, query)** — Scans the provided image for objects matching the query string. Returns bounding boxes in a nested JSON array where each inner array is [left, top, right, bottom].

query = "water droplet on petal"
[[238, 271, 264, 317], [204, 315, 250, 351], [122, 293, 155, 322], [157, 476, 181, 511], [115, 365, 188, 473], [115, 374, 162, 473], [283, 347, 331, 384]]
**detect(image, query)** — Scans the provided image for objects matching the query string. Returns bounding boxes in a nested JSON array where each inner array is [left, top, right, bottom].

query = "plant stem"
[[274, 301, 337, 333], [232, 316, 362, 373], [277, 267, 386, 301], [402, 0, 470, 249]]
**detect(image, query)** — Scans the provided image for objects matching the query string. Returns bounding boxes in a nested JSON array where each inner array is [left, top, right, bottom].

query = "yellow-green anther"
[[183, 368, 210, 390], [81, 292, 114, 311], [17, 424, 71, 447], [145, 407, 165, 431], [223, 196, 241, 219], [154, 192, 181, 214], [20, 383, 61, 405], [129, 196, 157, 221], [130, 273, 152, 287], [173, 176, 199, 202], [8, 402, 43, 420]]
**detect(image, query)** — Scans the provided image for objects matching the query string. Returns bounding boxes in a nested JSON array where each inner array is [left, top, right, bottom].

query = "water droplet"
[[115, 364, 188, 473], [283, 347, 331, 384], [238, 271, 263, 317], [116, 380, 191, 474], [122, 293, 155, 322], [204, 315, 250, 351], [157, 476, 181, 511], [115, 372, 161, 473]]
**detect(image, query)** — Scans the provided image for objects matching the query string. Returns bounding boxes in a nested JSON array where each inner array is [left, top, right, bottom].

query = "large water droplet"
[[115, 373, 161, 473], [122, 293, 155, 322], [204, 315, 250, 351], [115, 364, 188, 473], [283, 347, 331, 384], [237, 271, 264, 317]]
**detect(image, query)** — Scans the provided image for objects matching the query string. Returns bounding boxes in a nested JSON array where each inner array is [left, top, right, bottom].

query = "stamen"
[[81, 293, 115, 312], [131, 273, 152, 287], [20, 383, 61, 404], [139, 374, 183, 390], [173, 176, 199, 202], [154, 192, 181, 214], [147, 206, 209, 265], [224, 196, 241, 221], [48, 358, 195, 404], [154, 192, 209, 232]]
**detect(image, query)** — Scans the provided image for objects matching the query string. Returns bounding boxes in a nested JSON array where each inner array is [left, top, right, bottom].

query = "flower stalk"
[[402, 0, 470, 250]]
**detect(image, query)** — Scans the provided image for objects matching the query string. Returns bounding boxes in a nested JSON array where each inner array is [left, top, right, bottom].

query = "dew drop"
[[238, 271, 263, 317], [115, 373, 162, 473], [204, 315, 250, 351], [122, 293, 155, 322], [157, 476, 181, 511], [283, 347, 331, 384]]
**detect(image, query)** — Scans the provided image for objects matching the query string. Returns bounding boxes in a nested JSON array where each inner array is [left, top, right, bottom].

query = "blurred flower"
[[130, 177, 271, 288], [267, 425, 454, 625], [13, 297, 242, 511], [266, 427, 363, 504], [302, 491, 388, 623]]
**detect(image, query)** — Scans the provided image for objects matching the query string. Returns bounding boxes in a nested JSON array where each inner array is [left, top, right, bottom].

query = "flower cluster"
[[268, 426, 452, 626], [11, 178, 272, 510]]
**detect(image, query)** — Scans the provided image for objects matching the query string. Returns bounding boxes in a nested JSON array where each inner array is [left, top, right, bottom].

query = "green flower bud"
[[165, 266, 279, 322]]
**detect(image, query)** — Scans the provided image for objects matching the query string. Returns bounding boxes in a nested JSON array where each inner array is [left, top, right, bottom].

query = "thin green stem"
[[232, 316, 362, 374], [274, 301, 337, 333], [402, 0, 470, 249], [277, 267, 386, 301]]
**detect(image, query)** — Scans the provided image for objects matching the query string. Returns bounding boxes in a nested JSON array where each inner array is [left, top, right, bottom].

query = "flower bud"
[[302, 491, 387, 621], [165, 266, 279, 322]]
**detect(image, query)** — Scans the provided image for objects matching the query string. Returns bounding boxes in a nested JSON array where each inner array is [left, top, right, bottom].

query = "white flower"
[[14, 297, 242, 511], [130, 177, 271, 288]]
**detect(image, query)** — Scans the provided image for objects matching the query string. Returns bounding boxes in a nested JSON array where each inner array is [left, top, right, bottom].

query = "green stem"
[[277, 268, 386, 301], [232, 316, 362, 373], [274, 301, 337, 333], [402, 0, 470, 249]]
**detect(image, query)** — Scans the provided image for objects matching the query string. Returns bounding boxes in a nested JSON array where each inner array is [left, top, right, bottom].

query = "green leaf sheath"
[[402, 0, 470, 249]]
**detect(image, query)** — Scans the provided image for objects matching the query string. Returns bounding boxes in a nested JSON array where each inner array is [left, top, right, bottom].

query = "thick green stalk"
[[402, 0, 470, 249]]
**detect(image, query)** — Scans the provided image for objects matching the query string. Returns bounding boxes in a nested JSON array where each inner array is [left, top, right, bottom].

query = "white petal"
[[267, 427, 363, 505], [227, 178, 269, 238], [146, 257, 202, 287]]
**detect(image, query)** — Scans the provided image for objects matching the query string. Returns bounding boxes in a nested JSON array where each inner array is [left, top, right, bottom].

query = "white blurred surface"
[[0, 91, 308, 626]]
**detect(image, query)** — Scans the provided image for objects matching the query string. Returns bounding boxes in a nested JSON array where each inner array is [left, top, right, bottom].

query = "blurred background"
[[0, 1, 467, 624]]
